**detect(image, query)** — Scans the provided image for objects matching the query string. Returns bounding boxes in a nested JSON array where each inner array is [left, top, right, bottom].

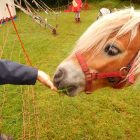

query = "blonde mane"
[[72, 8, 140, 80]]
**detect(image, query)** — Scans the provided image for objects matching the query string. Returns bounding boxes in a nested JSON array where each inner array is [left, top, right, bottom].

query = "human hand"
[[37, 70, 57, 91]]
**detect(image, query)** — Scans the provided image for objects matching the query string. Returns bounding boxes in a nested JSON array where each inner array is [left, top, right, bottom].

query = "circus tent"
[[0, 0, 16, 24]]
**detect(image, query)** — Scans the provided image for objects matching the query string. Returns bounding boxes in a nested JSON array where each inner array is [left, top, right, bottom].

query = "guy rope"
[[14, 0, 58, 34], [6, 3, 32, 66]]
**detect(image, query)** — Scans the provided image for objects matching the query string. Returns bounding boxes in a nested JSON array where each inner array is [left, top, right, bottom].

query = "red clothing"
[[72, 0, 82, 12]]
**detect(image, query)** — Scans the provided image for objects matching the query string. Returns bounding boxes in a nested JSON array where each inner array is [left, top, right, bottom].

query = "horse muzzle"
[[53, 61, 85, 96]]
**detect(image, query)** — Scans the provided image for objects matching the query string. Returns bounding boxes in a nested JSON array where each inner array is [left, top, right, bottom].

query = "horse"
[[53, 8, 140, 97]]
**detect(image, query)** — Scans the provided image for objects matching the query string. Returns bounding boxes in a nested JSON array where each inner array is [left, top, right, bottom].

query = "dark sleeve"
[[0, 60, 38, 85]]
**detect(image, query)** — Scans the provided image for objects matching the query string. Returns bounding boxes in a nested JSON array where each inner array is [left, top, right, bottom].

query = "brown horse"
[[53, 8, 140, 96]]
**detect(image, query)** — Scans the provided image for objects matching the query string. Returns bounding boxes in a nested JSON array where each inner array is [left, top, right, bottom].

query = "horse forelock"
[[72, 8, 140, 58]]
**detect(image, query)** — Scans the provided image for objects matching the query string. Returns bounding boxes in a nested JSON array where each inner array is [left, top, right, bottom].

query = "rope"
[[33, 0, 56, 14], [24, 0, 57, 30], [0, 4, 41, 140], [15, 0, 57, 34], [2, 8, 40, 139], [6, 4, 32, 66], [0, 22, 11, 58]]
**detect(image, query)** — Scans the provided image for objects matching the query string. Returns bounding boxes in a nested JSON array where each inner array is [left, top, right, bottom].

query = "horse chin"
[[62, 85, 84, 97]]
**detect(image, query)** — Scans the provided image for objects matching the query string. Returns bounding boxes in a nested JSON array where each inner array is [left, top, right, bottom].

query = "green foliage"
[[96, 0, 121, 8], [41, 0, 68, 7], [88, 0, 139, 3], [17, 0, 139, 8], [18, 0, 69, 7]]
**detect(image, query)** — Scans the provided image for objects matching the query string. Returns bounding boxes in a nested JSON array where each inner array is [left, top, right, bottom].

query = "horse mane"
[[71, 8, 140, 80]]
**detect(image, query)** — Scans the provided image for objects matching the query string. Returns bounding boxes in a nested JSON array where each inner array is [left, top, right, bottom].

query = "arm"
[[0, 60, 56, 90], [0, 60, 37, 85]]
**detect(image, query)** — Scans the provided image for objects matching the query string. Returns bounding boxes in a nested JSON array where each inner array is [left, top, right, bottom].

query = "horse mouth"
[[58, 85, 78, 97]]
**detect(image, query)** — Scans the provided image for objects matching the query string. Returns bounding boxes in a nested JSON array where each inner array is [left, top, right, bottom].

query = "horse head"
[[53, 8, 140, 96]]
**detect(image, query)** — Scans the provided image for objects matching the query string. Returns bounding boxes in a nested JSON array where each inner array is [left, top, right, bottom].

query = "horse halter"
[[75, 52, 135, 93]]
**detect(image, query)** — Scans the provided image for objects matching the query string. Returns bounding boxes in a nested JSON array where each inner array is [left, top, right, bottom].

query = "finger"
[[51, 86, 57, 91], [46, 81, 57, 91], [49, 83, 57, 91]]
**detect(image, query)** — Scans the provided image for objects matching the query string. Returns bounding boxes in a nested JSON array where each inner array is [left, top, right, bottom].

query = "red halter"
[[75, 52, 134, 93]]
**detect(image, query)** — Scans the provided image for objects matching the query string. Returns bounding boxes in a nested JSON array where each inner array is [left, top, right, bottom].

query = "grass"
[[0, 2, 140, 140]]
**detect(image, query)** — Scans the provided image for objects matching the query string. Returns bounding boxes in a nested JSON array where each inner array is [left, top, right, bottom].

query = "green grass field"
[[0, 2, 140, 140]]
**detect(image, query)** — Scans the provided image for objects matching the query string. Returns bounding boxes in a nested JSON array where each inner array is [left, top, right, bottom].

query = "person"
[[72, 0, 82, 23], [0, 60, 56, 90], [97, 7, 111, 20], [0, 60, 56, 140]]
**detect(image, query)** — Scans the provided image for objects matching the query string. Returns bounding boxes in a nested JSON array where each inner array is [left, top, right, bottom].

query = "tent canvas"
[[0, 0, 16, 24]]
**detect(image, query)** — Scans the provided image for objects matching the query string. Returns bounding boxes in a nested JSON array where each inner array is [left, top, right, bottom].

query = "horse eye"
[[104, 44, 121, 56]]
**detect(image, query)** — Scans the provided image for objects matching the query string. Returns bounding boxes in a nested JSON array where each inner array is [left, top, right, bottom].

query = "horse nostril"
[[53, 69, 65, 88]]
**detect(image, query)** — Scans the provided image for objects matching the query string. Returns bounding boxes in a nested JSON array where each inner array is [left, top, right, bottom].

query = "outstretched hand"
[[37, 70, 57, 91]]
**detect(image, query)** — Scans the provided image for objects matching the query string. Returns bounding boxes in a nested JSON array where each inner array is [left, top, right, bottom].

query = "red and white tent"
[[0, 0, 16, 24]]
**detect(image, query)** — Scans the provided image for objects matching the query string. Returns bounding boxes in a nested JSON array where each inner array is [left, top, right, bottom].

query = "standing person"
[[72, 0, 82, 23]]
